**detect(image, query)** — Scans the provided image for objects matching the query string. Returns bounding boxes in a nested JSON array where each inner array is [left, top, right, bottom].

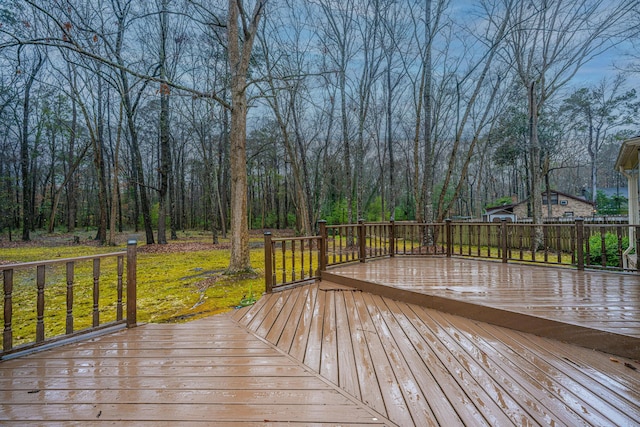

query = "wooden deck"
[[233, 281, 640, 426], [324, 257, 640, 358], [0, 315, 390, 425], [1, 257, 639, 425]]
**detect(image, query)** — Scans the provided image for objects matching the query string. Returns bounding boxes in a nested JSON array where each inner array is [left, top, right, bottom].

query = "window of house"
[[542, 192, 559, 205]]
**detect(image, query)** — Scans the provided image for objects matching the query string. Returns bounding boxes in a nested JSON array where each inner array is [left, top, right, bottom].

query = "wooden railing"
[[264, 220, 639, 292], [264, 233, 323, 293], [1, 240, 137, 359]]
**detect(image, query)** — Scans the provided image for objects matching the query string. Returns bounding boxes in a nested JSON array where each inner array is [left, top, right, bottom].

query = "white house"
[[614, 135, 640, 269]]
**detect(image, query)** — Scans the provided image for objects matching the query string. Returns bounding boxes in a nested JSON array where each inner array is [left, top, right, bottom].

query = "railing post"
[[389, 219, 395, 257], [264, 232, 273, 293], [445, 219, 452, 258], [318, 220, 327, 272], [501, 218, 508, 263], [358, 219, 366, 262], [126, 240, 137, 328], [3, 269, 13, 352], [576, 218, 584, 271]]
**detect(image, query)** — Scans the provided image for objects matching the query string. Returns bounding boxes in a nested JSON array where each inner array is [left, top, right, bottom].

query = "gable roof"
[[485, 204, 516, 215]]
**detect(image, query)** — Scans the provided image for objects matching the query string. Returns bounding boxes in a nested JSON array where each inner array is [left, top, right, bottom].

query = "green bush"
[[586, 233, 628, 267]]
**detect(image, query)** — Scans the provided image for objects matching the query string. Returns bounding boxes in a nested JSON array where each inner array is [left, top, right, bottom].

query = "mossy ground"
[[0, 230, 268, 347]]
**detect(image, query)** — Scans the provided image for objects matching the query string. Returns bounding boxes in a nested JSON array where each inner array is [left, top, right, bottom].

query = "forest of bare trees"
[[1, 0, 639, 270]]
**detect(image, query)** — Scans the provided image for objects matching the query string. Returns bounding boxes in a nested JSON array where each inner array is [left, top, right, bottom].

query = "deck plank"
[[333, 288, 361, 400], [342, 289, 387, 415], [288, 284, 318, 361], [303, 285, 325, 373], [351, 291, 414, 425], [320, 290, 338, 384], [275, 285, 310, 353]]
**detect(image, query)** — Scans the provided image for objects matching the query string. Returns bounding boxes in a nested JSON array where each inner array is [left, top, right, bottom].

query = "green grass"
[[1, 232, 266, 348]]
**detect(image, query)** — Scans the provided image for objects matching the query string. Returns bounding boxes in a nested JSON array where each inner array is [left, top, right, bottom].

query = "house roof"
[[615, 136, 640, 171], [485, 204, 516, 215]]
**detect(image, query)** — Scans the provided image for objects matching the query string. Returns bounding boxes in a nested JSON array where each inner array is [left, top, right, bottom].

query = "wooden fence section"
[[1, 241, 138, 359], [265, 220, 639, 291]]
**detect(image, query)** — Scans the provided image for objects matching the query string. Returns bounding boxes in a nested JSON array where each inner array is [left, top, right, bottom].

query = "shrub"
[[586, 233, 628, 267]]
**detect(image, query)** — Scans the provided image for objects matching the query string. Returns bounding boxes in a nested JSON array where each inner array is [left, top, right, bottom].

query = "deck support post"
[[318, 221, 327, 273], [264, 232, 273, 293], [358, 219, 366, 262], [445, 219, 452, 258], [576, 219, 584, 271], [501, 218, 508, 263], [126, 240, 137, 328]]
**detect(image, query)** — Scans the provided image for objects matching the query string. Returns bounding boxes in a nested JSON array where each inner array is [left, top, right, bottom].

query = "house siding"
[[513, 193, 594, 219]]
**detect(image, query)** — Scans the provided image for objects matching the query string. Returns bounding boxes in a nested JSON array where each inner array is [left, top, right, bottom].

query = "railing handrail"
[[0, 251, 127, 271]]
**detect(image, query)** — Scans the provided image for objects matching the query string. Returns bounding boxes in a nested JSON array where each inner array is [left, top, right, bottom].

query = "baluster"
[[332, 227, 336, 264], [531, 226, 536, 262], [66, 262, 74, 334], [308, 238, 313, 278], [405, 224, 409, 253], [543, 226, 549, 263], [600, 227, 607, 268], [556, 227, 562, 264], [271, 241, 277, 286], [616, 226, 623, 268], [36, 265, 45, 343], [117, 255, 124, 320], [281, 241, 287, 284], [300, 239, 305, 280], [3, 269, 13, 352], [93, 258, 100, 327], [291, 239, 296, 281]]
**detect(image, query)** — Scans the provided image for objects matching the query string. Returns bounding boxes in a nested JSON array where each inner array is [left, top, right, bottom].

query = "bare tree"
[[561, 76, 639, 202], [503, 0, 640, 232], [227, 0, 266, 272]]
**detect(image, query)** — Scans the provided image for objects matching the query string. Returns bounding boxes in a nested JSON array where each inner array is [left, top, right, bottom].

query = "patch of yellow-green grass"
[[1, 237, 267, 349]]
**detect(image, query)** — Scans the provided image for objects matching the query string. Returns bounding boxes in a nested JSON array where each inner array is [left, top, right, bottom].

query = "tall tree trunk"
[[386, 59, 395, 219], [157, 0, 171, 244], [226, 0, 265, 272], [20, 53, 44, 241], [109, 103, 123, 246], [66, 62, 79, 233], [529, 81, 543, 248], [94, 76, 108, 244]]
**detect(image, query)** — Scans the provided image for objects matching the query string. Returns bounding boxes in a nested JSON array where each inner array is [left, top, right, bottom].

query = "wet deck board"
[[0, 315, 391, 425], [235, 282, 640, 427], [324, 257, 640, 358]]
